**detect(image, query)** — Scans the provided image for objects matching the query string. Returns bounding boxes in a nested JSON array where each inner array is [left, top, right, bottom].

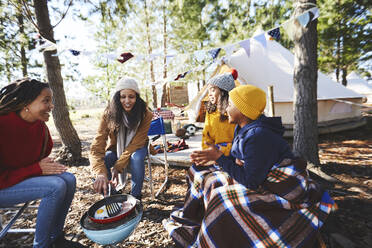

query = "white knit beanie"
[[115, 77, 140, 94]]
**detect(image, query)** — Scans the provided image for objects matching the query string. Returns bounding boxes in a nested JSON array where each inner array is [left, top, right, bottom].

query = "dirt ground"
[[1, 110, 371, 248]]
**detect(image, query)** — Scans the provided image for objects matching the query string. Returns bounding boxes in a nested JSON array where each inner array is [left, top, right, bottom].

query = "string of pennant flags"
[[37, 6, 320, 86]]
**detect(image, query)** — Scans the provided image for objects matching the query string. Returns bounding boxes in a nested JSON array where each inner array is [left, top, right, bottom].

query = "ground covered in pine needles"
[[1, 110, 371, 248]]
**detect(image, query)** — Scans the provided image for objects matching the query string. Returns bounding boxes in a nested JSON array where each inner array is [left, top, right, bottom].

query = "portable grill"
[[80, 194, 142, 245]]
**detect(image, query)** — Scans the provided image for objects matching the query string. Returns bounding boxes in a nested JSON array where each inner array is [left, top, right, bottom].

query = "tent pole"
[[268, 85, 275, 117]]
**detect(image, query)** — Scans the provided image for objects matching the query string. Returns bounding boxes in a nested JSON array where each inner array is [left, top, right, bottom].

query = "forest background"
[[1, 0, 371, 108]]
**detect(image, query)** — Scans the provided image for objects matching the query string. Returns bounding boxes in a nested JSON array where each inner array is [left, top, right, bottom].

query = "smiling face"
[[24, 88, 54, 122], [208, 85, 221, 105], [226, 99, 247, 126], [119, 89, 137, 112]]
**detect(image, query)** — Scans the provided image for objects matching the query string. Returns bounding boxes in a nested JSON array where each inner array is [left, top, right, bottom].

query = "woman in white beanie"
[[90, 77, 153, 200]]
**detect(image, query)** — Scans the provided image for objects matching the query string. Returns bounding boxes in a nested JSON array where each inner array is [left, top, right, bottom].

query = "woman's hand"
[[190, 143, 223, 166], [94, 174, 109, 196], [39, 157, 67, 175]]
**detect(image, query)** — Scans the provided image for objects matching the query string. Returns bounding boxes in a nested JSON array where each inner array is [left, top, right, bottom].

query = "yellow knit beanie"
[[229, 85, 266, 120]]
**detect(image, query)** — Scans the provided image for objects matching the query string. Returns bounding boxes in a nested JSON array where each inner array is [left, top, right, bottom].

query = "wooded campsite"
[[0, 0, 371, 247]]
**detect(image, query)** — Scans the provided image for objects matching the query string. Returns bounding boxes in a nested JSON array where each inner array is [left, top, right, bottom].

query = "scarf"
[[116, 115, 140, 160]]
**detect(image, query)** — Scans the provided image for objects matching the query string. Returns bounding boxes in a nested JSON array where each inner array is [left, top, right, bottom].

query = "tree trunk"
[[144, 0, 157, 109], [335, 35, 341, 82], [202, 69, 206, 86], [33, 0, 83, 164], [293, 0, 320, 165], [341, 67, 347, 86], [161, 0, 168, 108], [16, 6, 28, 77]]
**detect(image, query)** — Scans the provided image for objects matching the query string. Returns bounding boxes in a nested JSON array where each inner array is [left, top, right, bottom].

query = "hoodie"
[[216, 115, 293, 189]]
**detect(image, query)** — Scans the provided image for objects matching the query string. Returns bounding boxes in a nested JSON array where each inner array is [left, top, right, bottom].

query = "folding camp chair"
[[147, 117, 169, 200], [0, 201, 37, 240]]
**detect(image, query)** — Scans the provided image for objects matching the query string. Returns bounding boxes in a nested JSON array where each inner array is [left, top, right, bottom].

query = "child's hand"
[[235, 159, 244, 166], [190, 142, 223, 166]]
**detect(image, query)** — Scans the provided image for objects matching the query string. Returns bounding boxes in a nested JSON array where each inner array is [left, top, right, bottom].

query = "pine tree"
[[318, 0, 371, 85]]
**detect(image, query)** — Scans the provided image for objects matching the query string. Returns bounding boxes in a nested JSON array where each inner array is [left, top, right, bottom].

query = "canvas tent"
[[345, 71, 372, 104], [186, 37, 366, 136]]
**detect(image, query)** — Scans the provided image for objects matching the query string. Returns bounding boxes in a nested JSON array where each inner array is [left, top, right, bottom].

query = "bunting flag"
[[117, 52, 134, 63], [309, 7, 319, 21], [223, 44, 236, 57], [238, 39, 250, 57], [35, 6, 319, 83], [38, 40, 57, 52], [135, 54, 144, 62], [253, 33, 267, 48], [297, 12, 310, 27], [282, 19, 296, 40], [194, 50, 206, 63], [268, 27, 281, 40], [69, 49, 81, 56], [174, 71, 189, 81], [208, 48, 221, 60]]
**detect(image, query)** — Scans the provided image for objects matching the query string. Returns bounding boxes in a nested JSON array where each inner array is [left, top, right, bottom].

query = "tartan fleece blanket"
[[163, 159, 336, 248]]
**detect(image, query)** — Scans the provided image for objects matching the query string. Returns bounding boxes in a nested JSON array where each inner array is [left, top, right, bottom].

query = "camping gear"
[[81, 202, 143, 245], [88, 194, 136, 224]]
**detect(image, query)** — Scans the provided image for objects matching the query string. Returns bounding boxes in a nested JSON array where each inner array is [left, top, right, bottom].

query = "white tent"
[[187, 37, 366, 136], [345, 71, 372, 104]]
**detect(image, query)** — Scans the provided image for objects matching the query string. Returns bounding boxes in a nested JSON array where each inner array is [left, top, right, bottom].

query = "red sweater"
[[0, 112, 53, 189]]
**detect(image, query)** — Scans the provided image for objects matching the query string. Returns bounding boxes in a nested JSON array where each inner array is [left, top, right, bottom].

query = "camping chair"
[[0, 201, 38, 240], [147, 117, 169, 200]]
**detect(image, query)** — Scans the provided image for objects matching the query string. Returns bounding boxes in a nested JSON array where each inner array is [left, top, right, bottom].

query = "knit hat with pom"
[[115, 77, 140, 94], [208, 69, 238, 92], [229, 84, 266, 120]]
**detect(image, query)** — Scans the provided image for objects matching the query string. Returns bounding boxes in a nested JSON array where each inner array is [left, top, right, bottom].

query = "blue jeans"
[[0, 172, 76, 248], [104, 146, 147, 198]]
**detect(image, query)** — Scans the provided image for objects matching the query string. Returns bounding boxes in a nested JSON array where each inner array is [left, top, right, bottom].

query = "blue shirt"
[[216, 115, 293, 189]]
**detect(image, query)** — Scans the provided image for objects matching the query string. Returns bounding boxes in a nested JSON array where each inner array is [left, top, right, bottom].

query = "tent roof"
[[226, 38, 363, 102], [346, 72, 372, 94]]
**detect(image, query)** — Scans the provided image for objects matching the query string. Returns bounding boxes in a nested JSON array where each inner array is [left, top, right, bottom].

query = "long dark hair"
[[0, 78, 50, 116], [104, 91, 147, 132], [206, 88, 229, 121]]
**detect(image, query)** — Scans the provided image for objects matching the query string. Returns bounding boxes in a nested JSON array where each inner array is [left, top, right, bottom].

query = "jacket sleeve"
[[202, 113, 214, 150], [114, 110, 153, 172], [89, 115, 110, 176], [216, 128, 275, 190], [219, 142, 232, 156]]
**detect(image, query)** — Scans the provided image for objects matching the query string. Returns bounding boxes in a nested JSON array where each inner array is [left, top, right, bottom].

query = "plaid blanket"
[[163, 159, 336, 248]]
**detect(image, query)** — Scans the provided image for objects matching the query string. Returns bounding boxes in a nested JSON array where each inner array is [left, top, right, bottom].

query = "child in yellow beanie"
[[166, 84, 335, 248], [201, 69, 237, 156], [192, 84, 294, 189]]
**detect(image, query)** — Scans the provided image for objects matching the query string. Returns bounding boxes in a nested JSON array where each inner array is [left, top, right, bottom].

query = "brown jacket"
[[90, 109, 153, 176]]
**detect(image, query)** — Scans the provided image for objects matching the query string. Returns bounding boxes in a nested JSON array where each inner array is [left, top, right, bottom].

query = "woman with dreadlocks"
[[0, 78, 85, 248], [90, 77, 152, 201], [201, 69, 237, 157]]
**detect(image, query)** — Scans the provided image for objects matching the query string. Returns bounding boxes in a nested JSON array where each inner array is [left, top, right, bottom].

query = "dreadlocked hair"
[[205, 88, 229, 122], [104, 91, 147, 132], [0, 78, 50, 116]]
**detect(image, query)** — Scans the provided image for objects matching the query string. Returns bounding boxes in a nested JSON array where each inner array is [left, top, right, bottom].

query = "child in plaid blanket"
[[163, 85, 336, 248]]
